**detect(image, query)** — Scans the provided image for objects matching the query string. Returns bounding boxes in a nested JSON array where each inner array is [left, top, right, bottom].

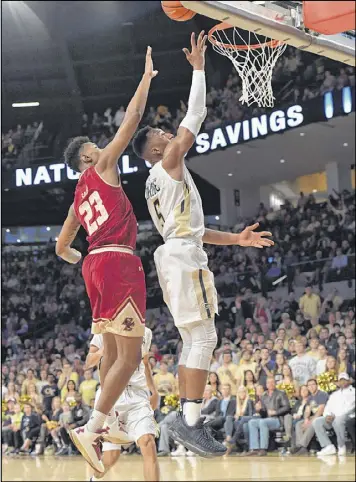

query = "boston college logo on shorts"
[[122, 317, 135, 331]]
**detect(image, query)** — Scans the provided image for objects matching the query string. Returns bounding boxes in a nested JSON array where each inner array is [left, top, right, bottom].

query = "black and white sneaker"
[[169, 414, 227, 458]]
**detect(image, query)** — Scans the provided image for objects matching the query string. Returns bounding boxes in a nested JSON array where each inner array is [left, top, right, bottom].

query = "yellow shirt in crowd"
[[236, 361, 257, 384], [153, 372, 176, 396], [299, 293, 321, 319], [307, 349, 320, 360], [11, 412, 23, 429], [217, 363, 240, 395], [21, 378, 39, 395], [59, 372, 80, 400], [79, 379, 98, 406]]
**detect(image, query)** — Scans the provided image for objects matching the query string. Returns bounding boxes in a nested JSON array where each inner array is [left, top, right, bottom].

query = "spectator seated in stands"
[[217, 351, 239, 396], [246, 377, 290, 456], [224, 385, 255, 454], [204, 383, 236, 439], [289, 341, 317, 385], [18, 402, 41, 455], [290, 378, 329, 455], [313, 373, 355, 456]]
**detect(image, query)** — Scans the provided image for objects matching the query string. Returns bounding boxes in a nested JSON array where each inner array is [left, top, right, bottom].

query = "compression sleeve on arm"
[[180, 70, 207, 137]]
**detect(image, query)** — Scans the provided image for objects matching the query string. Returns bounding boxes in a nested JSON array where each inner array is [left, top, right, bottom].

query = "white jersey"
[[91, 327, 152, 390], [145, 161, 205, 244]]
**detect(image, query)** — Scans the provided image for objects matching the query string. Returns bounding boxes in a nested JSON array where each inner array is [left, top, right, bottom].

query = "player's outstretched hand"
[[145, 46, 158, 78], [183, 30, 207, 70], [237, 223, 274, 249]]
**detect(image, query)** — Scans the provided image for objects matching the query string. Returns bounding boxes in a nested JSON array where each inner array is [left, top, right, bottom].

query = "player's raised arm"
[[96, 47, 158, 175], [55, 205, 82, 263], [203, 223, 274, 249], [162, 31, 207, 180]]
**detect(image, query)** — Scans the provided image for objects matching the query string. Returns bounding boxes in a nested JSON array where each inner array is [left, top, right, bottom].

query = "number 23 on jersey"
[[79, 191, 109, 235]]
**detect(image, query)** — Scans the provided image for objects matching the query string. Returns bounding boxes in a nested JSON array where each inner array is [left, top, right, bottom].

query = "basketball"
[[161, 1, 196, 21]]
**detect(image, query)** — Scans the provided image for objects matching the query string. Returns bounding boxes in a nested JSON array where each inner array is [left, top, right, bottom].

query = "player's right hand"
[[183, 31, 207, 70], [144, 46, 158, 78]]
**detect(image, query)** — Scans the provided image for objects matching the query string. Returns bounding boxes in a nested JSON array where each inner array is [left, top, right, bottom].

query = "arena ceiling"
[[1, 1, 221, 130]]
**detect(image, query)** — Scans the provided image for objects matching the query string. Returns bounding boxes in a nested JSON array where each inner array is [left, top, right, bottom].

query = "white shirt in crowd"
[[2, 385, 8, 400], [114, 108, 125, 127], [91, 327, 152, 391], [316, 358, 327, 376], [289, 353, 317, 384], [323, 386, 355, 417]]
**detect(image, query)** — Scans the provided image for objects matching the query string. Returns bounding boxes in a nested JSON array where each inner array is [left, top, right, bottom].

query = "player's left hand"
[[237, 223, 274, 249], [144, 46, 158, 78]]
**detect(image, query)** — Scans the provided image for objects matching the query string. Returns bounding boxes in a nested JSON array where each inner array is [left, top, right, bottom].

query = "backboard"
[[181, 1, 355, 66]]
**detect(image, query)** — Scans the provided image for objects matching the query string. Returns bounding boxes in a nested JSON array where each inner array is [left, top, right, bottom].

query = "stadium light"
[[12, 102, 40, 108]]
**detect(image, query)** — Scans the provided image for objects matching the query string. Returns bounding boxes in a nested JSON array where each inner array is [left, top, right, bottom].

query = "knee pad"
[[185, 319, 217, 371]]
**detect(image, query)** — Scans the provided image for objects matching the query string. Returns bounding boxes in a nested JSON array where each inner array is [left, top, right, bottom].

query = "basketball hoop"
[[208, 22, 287, 108]]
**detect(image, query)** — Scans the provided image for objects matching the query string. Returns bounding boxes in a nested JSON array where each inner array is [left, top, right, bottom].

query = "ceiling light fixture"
[[280, 159, 285, 164], [12, 102, 40, 108], [6, 229, 10, 233], [300, 132, 305, 137], [312, 189, 317, 193], [343, 142, 348, 147], [215, 216, 220, 221], [228, 173, 233, 177], [46, 227, 51, 231]]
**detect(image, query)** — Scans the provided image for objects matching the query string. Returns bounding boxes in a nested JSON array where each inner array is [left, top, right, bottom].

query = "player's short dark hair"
[[64, 136, 90, 172], [132, 126, 152, 158]]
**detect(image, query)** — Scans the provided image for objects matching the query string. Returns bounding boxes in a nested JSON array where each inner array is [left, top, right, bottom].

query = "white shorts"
[[94, 386, 157, 452], [154, 238, 218, 327]]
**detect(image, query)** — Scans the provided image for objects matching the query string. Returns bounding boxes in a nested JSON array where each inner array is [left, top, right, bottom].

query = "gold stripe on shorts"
[[192, 269, 214, 320]]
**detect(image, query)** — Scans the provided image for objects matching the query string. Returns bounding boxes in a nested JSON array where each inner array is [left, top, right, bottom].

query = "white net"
[[209, 26, 287, 108]]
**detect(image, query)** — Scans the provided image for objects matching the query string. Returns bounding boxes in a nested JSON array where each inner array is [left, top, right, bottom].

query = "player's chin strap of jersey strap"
[[180, 70, 207, 137]]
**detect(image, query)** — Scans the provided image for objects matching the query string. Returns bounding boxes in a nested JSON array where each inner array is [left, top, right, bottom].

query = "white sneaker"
[[338, 446, 346, 456], [101, 418, 133, 445], [186, 450, 196, 456], [171, 445, 187, 456], [69, 425, 104, 473], [317, 444, 337, 456]]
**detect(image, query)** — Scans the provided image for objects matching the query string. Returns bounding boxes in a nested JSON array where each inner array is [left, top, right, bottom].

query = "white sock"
[[87, 409, 107, 432], [184, 400, 202, 426]]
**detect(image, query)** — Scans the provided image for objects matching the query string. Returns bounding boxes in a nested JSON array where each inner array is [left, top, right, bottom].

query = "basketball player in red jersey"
[[55, 47, 158, 473]]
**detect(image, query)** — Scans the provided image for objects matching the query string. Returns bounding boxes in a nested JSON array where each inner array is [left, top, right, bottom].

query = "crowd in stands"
[[2, 188, 355, 458], [2, 49, 355, 169], [78, 52, 356, 151], [1, 122, 55, 170]]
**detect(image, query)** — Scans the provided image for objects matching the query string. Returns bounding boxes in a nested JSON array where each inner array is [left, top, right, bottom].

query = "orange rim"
[[208, 22, 284, 50]]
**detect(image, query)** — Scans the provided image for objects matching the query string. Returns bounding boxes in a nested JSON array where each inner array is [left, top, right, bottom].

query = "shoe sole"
[[69, 430, 104, 474], [169, 428, 226, 458]]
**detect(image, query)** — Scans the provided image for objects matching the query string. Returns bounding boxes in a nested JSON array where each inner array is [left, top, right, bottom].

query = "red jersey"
[[73, 167, 137, 252]]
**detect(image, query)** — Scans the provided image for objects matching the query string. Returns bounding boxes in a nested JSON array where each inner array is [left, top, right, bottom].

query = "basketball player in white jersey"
[[132, 30, 273, 457], [86, 327, 160, 481]]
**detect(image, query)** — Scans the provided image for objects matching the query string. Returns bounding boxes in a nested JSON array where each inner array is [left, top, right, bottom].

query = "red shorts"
[[82, 249, 146, 337]]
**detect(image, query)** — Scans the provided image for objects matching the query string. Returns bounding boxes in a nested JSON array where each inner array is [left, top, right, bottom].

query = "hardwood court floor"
[[2, 454, 355, 481]]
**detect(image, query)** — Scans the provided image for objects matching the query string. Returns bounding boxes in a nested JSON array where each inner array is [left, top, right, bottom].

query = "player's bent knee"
[[138, 434, 157, 456], [185, 320, 217, 371]]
